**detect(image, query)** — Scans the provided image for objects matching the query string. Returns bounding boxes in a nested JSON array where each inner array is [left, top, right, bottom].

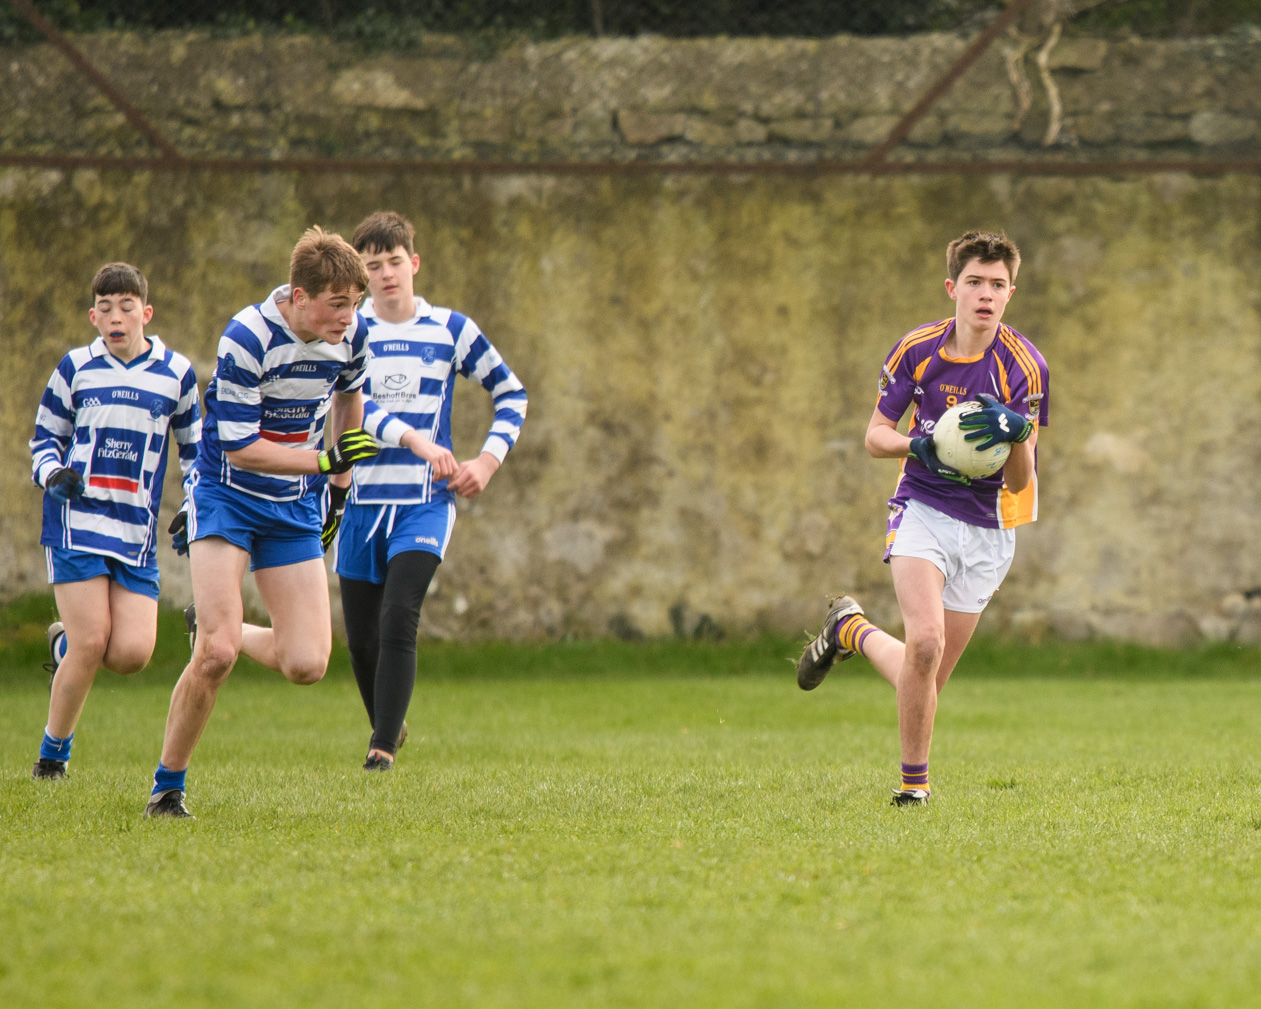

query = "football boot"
[[31, 758, 67, 780], [796, 595, 864, 691], [363, 752, 395, 772], [45, 620, 65, 691], [184, 603, 197, 652], [145, 788, 195, 819]]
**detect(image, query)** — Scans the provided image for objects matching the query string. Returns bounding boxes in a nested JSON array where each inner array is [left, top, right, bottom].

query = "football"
[[931, 400, 1011, 479]]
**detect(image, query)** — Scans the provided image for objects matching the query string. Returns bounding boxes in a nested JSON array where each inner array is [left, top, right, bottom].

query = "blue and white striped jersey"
[[195, 285, 372, 502], [30, 335, 202, 567], [355, 296, 527, 504]]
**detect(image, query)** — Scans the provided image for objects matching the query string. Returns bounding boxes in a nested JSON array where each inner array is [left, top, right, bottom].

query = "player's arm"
[[327, 390, 364, 445], [447, 316, 527, 499], [361, 397, 458, 479], [866, 405, 970, 485], [1001, 426, 1037, 492], [864, 407, 911, 459], [227, 431, 378, 477], [31, 358, 84, 501], [171, 365, 203, 479], [167, 364, 203, 555], [324, 390, 365, 490]]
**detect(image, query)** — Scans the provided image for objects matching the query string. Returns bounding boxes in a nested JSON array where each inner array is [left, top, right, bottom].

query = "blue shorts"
[[188, 477, 324, 572], [45, 546, 161, 600], [335, 498, 456, 585]]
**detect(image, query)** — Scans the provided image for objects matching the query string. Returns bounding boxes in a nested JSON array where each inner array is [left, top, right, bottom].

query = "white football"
[[931, 400, 1011, 479]]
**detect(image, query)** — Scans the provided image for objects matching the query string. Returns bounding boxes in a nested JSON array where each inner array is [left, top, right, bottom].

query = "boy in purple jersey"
[[796, 231, 1050, 806]]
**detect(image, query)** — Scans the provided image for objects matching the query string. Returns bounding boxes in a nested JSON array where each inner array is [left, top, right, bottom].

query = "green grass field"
[[2, 596, 1260, 1008]]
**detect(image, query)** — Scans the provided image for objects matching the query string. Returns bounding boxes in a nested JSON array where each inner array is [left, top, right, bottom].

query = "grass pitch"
[[2, 596, 1260, 1008]]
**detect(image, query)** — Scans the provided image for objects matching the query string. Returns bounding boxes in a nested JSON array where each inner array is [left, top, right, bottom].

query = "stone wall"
[[1, 30, 1260, 163], [1, 32, 1260, 645]]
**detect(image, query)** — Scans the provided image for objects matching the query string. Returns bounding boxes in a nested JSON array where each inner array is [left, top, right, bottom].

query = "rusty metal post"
[[862, 0, 1039, 168], [7, 0, 184, 163]]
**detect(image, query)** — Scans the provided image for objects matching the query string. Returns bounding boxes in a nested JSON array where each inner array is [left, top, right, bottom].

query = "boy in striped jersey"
[[145, 228, 380, 818], [29, 263, 201, 780], [796, 231, 1049, 806], [326, 210, 528, 771]]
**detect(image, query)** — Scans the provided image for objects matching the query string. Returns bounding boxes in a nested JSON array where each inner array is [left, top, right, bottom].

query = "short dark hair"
[[352, 211, 416, 256], [290, 226, 369, 297], [91, 262, 148, 304], [946, 230, 1021, 283]]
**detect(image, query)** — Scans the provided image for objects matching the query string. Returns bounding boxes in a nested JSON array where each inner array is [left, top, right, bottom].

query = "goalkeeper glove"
[[321, 483, 348, 553], [908, 436, 970, 486], [959, 393, 1033, 451], [46, 467, 85, 503], [317, 429, 380, 475], [168, 510, 189, 555]]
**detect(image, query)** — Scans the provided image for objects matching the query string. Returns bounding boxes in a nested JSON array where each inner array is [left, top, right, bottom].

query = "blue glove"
[[168, 510, 189, 556], [908, 436, 970, 486], [959, 393, 1033, 451], [46, 467, 84, 503]]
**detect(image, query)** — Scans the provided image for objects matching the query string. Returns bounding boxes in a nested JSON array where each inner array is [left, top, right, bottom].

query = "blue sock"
[[40, 728, 72, 763], [53, 632, 68, 665], [152, 762, 187, 796]]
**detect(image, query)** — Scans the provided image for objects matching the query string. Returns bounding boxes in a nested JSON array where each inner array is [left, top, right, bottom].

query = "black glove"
[[46, 467, 85, 503], [168, 510, 189, 555], [317, 429, 380, 475], [908, 436, 970, 486], [321, 483, 349, 553], [958, 393, 1033, 451]]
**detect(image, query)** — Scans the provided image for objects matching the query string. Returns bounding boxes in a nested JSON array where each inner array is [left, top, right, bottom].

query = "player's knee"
[[104, 648, 152, 675], [195, 637, 239, 683], [69, 627, 111, 664], [103, 631, 156, 675], [905, 630, 945, 671], [282, 659, 327, 686]]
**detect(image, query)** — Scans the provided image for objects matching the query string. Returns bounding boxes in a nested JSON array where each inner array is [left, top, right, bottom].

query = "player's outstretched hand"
[[959, 393, 1033, 451], [908, 436, 970, 485], [448, 453, 500, 499], [321, 483, 348, 553], [46, 467, 85, 503], [168, 510, 190, 555], [401, 431, 458, 480], [318, 429, 380, 475]]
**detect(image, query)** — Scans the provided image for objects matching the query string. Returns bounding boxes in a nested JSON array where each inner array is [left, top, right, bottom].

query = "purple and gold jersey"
[[877, 318, 1049, 533]]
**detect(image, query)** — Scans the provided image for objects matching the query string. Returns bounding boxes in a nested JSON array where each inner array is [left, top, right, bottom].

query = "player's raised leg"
[[248, 558, 333, 684], [796, 589, 981, 696], [100, 579, 159, 675]]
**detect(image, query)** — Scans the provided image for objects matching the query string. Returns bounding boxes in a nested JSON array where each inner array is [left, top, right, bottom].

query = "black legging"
[[339, 550, 441, 756]]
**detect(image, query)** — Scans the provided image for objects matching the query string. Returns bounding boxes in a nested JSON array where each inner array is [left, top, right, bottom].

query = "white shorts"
[[888, 499, 1016, 613]]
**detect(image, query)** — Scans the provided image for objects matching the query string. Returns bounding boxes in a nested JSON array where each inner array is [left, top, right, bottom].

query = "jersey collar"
[[88, 334, 162, 367], [259, 285, 298, 340], [362, 295, 433, 324]]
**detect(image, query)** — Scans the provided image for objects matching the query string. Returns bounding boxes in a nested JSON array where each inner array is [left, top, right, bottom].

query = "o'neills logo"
[[112, 389, 140, 401]]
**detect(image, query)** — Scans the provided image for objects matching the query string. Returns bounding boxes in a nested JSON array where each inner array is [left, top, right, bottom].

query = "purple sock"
[[901, 762, 929, 790]]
